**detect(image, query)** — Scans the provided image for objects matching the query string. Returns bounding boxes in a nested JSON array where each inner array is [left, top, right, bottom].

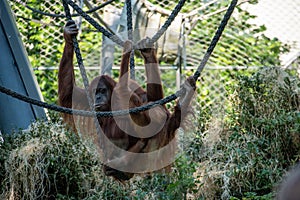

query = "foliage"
[[126, 155, 198, 200], [231, 68, 300, 163], [187, 1, 290, 67], [195, 67, 300, 199], [6, 1, 298, 199]]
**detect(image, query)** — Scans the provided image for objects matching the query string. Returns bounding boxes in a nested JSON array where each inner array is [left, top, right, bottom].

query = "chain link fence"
[[8, 0, 300, 131]]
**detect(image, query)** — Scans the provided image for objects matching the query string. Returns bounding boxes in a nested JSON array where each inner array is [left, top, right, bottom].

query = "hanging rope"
[[0, 0, 238, 117], [147, 0, 186, 46], [62, 0, 91, 100], [13, 0, 115, 18], [0, 84, 173, 117], [126, 0, 135, 80], [193, 0, 237, 81], [66, 0, 124, 46], [62, 0, 106, 148], [66, 0, 186, 48]]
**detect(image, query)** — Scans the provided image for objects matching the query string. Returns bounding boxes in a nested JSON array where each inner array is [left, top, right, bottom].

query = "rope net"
[[0, 0, 237, 117], [5, 0, 298, 127]]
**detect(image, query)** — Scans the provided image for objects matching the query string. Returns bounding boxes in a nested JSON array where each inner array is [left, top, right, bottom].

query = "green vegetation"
[[1, 67, 299, 199], [2, 0, 299, 199], [193, 68, 300, 198]]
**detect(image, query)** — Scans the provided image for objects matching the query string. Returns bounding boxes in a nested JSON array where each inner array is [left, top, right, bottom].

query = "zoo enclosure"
[[8, 0, 300, 129]]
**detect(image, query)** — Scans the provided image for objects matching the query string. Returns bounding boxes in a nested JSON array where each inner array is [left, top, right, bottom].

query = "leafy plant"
[[196, 67, 300, 199]]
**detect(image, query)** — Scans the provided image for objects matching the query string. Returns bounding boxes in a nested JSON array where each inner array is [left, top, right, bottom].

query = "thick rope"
[[66, 0, 186, 48], [193, 0, 237, 81], [126, 0, 133, 41], [0, 0, 237, 117], [66, 0, 124, 46], [147, 0, 186, 45], [13, 0, 115, 18], [129, 51, 135, 79], [0, 84, 172, 117], [62, 0, 91, 96], [126, 0, 135, 80], [62, 0, 105, 147], [0, 84, 93, 116]]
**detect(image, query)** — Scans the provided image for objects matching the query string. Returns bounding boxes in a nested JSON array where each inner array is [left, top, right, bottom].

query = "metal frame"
[[0, 0, 46, 133]]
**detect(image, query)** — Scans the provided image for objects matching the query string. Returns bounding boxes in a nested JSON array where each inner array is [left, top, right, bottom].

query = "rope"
[[66, 0, 125, 47], [62, 0, 105, 146], [147, 0, 186, 46], [0, 84, 92, 116], [0, 0, 238, 117], [193, 0, 237, 81], [62, 1, 91, 96], [62, 0, 94, 111], [126, 0, 135, 80], [13, 0, 115, 18], [129, 51, 135, 79], [126, 0, 133, 41], [66, 0, 186, 48], [0, 84, 175, 117]]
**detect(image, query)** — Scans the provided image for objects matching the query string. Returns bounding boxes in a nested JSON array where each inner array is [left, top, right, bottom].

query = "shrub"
[[196, 67, 300, 199], [233, 67, 300, 164]]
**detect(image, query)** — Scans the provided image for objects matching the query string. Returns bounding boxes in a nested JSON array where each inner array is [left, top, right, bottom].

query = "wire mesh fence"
[[8, 0, 300, 130]]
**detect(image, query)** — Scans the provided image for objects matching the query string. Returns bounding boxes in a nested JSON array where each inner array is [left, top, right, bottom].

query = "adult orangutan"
[[58, 20, 196, 181]]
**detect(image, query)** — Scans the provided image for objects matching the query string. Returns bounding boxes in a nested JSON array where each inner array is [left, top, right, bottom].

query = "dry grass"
[[0, 122, 124, 199]]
